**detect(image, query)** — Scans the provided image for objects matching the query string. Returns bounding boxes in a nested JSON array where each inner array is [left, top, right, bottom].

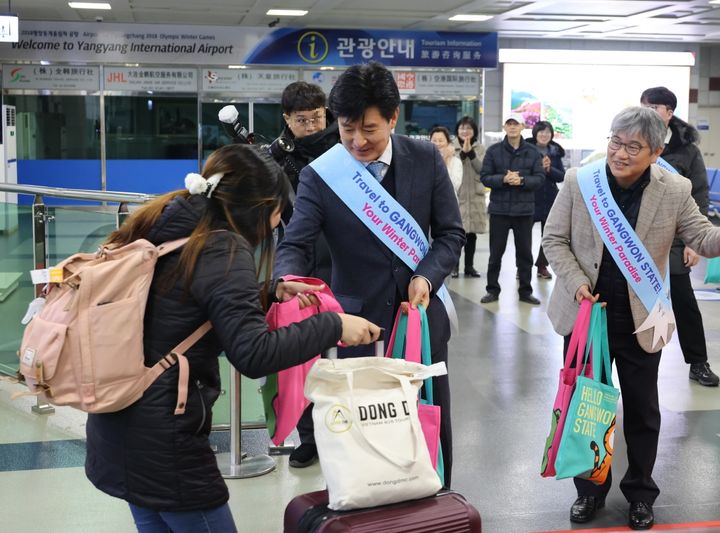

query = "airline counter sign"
[[3, 64, 99, 91]]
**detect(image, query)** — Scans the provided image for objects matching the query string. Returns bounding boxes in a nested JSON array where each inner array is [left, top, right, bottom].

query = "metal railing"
[[0, 183, 274, 478]]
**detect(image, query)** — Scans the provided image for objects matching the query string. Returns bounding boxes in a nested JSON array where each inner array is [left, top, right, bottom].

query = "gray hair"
[[610, 106, 666, 152]]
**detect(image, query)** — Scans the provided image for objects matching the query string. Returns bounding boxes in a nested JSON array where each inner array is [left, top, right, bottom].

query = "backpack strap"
[[143, 321, 212, 416], [157, 237, 191, 257]]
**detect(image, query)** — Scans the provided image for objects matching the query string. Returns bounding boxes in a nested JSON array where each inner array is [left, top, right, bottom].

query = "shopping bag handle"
[[344, 368, 424, 469], [563, 299, 593, 376]]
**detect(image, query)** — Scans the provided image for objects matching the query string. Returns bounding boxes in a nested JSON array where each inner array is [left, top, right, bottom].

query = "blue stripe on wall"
[[106, 159, 198, 194], [17, 160, 102, 206], [16, 159, 199, 205]]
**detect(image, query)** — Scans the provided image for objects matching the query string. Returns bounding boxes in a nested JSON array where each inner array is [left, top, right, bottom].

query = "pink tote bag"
[[263, 276, 343, 446]]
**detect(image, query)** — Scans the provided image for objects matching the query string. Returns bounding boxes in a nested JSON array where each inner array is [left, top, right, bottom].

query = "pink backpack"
[[262, 275, 343, 445], [16, 238, 210, 414]]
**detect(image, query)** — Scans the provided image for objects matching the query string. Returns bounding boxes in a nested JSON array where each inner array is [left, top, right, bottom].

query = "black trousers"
[[297, 344, 453, 488], [670, 272, 708, 365], [535, 219, 548, 269], [464, 232, 477, 270], [564, 332, 662, 504], [485, 214, 534, 296]]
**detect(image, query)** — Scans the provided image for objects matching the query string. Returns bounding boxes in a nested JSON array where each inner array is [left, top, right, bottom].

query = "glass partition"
[[105, 95, 199, 194], [397, 100, 479, 138], [3, 93, 102, 205], [252, 102, 283, 144]]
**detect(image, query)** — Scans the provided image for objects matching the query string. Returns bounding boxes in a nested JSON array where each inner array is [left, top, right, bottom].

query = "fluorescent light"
[[228, 65, 247, 69], [68, 2, 112, 9], [266, 9, 308, 16], [710, 0, 720, 5], [499, 48, 695, 66], [449, 14, 493, 22]]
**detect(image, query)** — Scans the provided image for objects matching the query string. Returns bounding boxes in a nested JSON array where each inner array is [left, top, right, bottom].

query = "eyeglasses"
[[292, 115, 325, 127], [607, 136, 647, 156]]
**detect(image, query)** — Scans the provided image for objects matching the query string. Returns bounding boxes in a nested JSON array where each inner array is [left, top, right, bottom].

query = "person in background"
[[274, 62, 464, 487], [640, 86, 719, 388], [84, 144, 380, 533], [526, 120, 565, 280], [278, 81, 343, 468], [430, 126, 463, 197], [480, 113, 545, 304], [279, 81, 338, 284], [453, 116, 488, 278], [543, 107, 720, 530]]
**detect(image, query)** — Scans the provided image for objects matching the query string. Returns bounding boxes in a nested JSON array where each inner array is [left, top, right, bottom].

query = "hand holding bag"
[[305, 356, 446, 510], [540, 299, 593, 478], [263, 276, 343, 446], [554, 304, 619, 483]]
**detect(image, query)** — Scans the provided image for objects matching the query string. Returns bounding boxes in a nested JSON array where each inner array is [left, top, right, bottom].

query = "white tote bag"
[[305, 356, 447, 511]]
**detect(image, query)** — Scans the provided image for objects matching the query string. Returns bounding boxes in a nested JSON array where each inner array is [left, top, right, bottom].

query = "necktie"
[[366, 161, 385, 182]]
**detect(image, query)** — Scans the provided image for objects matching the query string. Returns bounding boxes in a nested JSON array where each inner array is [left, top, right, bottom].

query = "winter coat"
[[480, 137, 545, 217], [278, 117, 339, 284], [526, 138, 566, 222], [662, 116, 709, 274], [85, 195, 342, 512], [453, 142, 488, 234]]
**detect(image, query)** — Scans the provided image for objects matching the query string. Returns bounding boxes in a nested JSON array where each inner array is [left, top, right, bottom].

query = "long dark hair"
[[105, 144, 289, 306]]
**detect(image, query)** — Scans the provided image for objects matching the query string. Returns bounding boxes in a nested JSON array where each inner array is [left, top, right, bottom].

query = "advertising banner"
[[2, 64, 99, 90]]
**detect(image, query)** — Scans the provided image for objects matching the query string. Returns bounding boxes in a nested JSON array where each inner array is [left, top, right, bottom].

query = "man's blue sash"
[[577, 158, 674, 349], [655, 156, 678, 174], [309, 144, 458, 333]]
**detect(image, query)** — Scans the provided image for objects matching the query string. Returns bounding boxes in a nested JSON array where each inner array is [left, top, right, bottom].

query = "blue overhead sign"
[[243, 29, 498, 69]]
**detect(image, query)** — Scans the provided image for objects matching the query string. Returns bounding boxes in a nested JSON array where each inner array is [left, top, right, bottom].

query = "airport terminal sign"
[[201, 68, 298, 94], [0, 21, 497, 68], [2, 64, 99, 90]]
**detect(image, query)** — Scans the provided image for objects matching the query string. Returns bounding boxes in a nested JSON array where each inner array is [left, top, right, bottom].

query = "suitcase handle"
[[325, 329, 384, 360]]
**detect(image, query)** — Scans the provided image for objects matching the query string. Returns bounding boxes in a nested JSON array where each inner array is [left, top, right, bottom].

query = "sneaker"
[[537, 266, 553, 279], [451, 269, 459, 278], [689, 362, 720, 387], [480, 293, 499, 304], [289, 443, 318, 468]]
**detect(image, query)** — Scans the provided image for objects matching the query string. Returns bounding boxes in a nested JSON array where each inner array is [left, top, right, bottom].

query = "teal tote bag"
[[555, 304, 619, 484]]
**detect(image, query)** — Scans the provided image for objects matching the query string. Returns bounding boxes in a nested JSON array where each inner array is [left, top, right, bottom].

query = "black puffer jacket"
[[480, 137, 545, 217], [526, 138, 565, 222], [662, 116, 709, 274], [85, 195, 342, 511]]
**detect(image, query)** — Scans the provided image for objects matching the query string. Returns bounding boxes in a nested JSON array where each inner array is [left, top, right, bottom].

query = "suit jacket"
[[274, 134, 465, 351], [543, 164, 720, 353]]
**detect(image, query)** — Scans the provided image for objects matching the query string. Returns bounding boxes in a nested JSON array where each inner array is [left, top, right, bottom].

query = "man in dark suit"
[[273, 62, 465, 486]]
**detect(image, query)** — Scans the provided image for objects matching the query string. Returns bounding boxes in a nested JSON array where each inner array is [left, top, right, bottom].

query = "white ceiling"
[[8, 0, 720, 43]]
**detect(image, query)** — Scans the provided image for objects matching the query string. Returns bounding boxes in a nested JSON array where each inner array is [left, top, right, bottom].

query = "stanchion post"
[[30, 194, 55, 415], [216, 370, 275, 478]]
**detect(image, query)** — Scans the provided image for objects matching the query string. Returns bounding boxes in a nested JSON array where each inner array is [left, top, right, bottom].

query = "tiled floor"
[[1, 224, 719, 532]]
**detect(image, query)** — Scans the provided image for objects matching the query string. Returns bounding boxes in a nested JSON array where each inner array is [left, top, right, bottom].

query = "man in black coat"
[[641, 86, 719, 387], [479, 113, 545, 305]]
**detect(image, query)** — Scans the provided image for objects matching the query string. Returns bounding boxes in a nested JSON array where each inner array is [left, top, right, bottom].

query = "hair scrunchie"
[[184, 172, 225, 197]]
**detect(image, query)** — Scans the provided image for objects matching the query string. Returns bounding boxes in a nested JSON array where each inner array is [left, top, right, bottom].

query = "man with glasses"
[[543, 107, 720, 530], [640, 86, 718, 388], [278, 81, 339, 468]]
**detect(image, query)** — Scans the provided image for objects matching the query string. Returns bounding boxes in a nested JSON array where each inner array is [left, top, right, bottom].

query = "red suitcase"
[[283, 489, 482, 532]]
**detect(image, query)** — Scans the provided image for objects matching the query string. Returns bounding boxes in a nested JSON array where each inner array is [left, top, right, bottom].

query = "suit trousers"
[[464, 232, 477, 270], [297, 345, 453, 488], [670, 272, 708, 365], [485, 214, 534, 296], [564, 331, 662, 504], [535, 219, 549, 269]]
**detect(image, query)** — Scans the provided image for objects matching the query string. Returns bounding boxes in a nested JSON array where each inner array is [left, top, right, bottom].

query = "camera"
[[218, 105, 294, 162]]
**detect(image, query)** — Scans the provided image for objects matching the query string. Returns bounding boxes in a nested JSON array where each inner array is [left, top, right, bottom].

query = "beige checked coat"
[[543, 164, 720, 353]]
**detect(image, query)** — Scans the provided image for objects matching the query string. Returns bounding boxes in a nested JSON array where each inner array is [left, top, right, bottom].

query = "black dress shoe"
[[628, 501, 654, 530], [689, 362, 720, 386], [519, 294, 541, 305], [289, 443, 318, 468], [570, 495, 605, 523], [464, 267, 481, 278], [480, 293, 499, 304]]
